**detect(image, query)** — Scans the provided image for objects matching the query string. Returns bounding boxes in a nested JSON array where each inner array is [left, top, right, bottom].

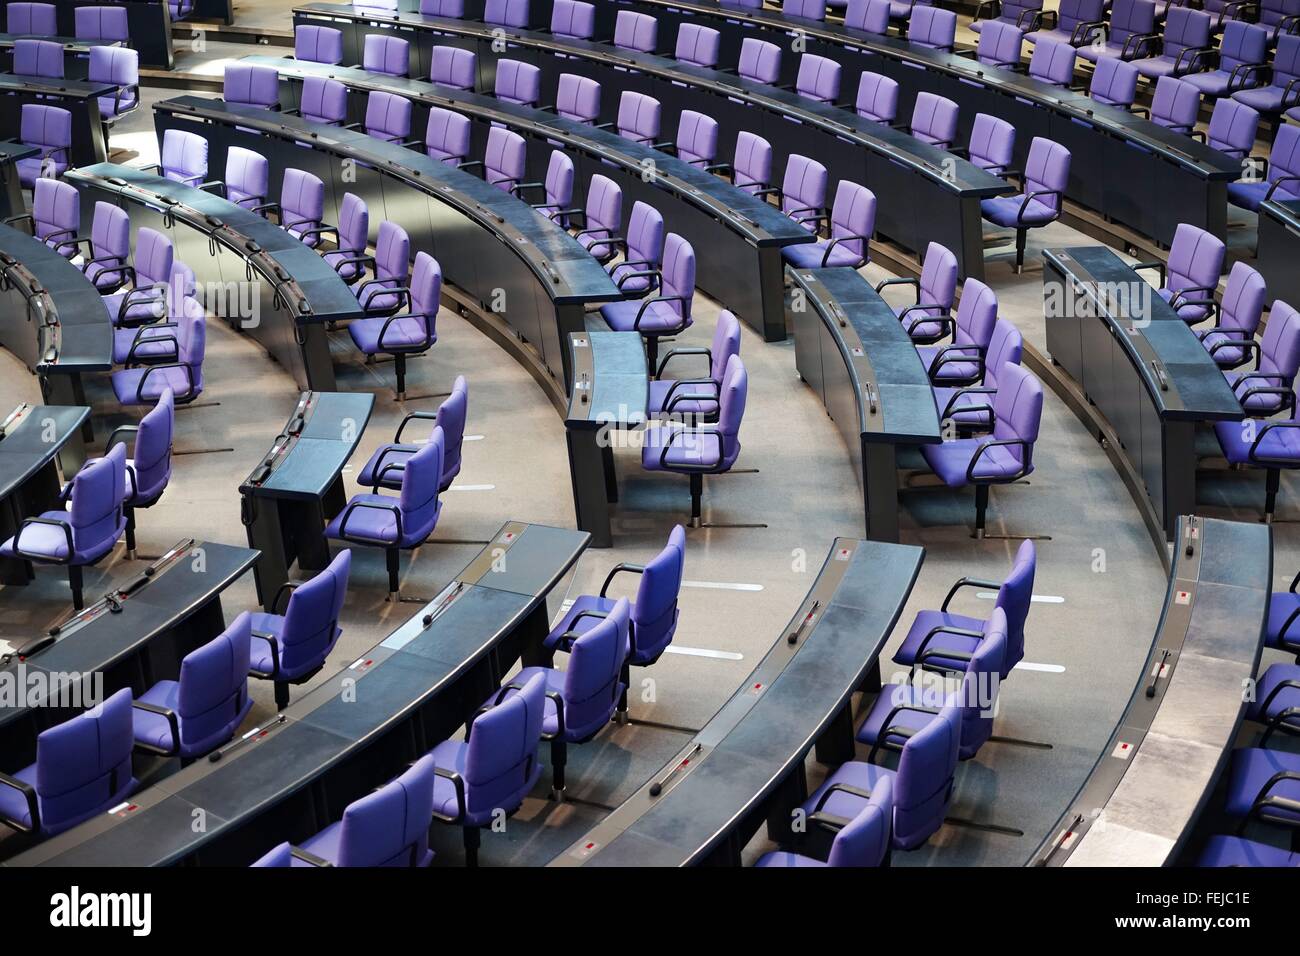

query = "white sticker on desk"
[[1150, 661, 1170, 680], [573, 337, 589, 348], [748, 682, 766, 697], [1112, 740, 1133, 760], [851, 347, 864, 356], [500, 530, 516, 543], [836, 547, 852, 561], [1175, 590, 1191, 605]]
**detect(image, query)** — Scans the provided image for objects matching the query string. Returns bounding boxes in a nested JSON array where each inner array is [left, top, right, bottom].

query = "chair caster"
[[613, 709, 630, 725], [126, 549, 137, 561], [386, 590, 400, 603], [395, 391, 406, 402], [688, 516, 702, 529], [549, 786, 566, 803]]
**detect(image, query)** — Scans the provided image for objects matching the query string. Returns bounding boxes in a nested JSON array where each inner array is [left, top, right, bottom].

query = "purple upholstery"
[[483, 126, 526, 191], [1147, 75, 1202, 133], [348, 250, 439, 399], [648, 310, 741, 421], [1232, 33, 1300, 116], [159, 128, 208, 187], [527, 149, 575, 224], [363, 34, 411, 78], [1214, 394, 1300, 519], [5, 2, 55, 34], [1223, 299, 1300, 414], [276, 168, 326, 246], [484, 0, 529, 28], [223, 146, 269, 210], [111, 307, 205, 407], [29, 177, 79, 259], [1201, 0, 1256, 28], [224, 63, 280, 111], [430, 45, 476, 90], [785, 0, 828, 19], [1198, 835, 1299, 867], [89, 46, 139, 122], [1222, 747, 1300, 830], [0, 688, 135, 836], [1267, 579, 1300, 654], [1247, 660, 1300, 741], [730, 130, 773, 196], [1229, 122, 1300, 210], [550, 0, 595, 39], [354, 220, 410, 317], [493, 58, 540, 107], [1183, 20, 1267, 97], [80, 201, 130, 292], [115, 388, 174, 514], [608, 200, 664, 296], [556, 72, 600, 124], [601, 232, 695, 347], [934, 317, 1024, 430], [855, 71, 899, 123], [420, 0, 464, 13], [614, 10, 657, 52], [977, 19, 1026, 68], [909, 5, 957, 50], [295, 24, 344, 65], [1089, 56, 1140, 108], [971, 0, 1043, 34], [884, 240, 958, 342], [363, 90, 412, 144], [738, 37, 782, 85], [248, 549, 351, 697], [1028, 38, 1077, 87], [917, 277, 1000, 385], [642, 353, 744, 475], [299, 75, 347, 126], [1197, 262, 1266, 369], [1151, 222, 1226, 322], [1077, 0, 1157, 63], [73, 5, 128, 43], [674, 109, 718, 168], [357, 374, 466, 492], [1132, 6, 1214, 79], [675, 23, 720, 68], [170, 0, 194, 18], [782, 179, 875, 268], [757, 776, 893, 868], [17, 104, 70, 187], [424, 106, 471, 166], [13, 39, 63, 79], [103, 226, 173, 328], [980, 136, 1070, 271], [616, 90, 661, 145], [845, 0, 892, 33], [779, 153, 829, 233], [1258, 0, 1300, 40], [574, 173, 622, 261], [1202, 98, 1259, 159], [966, 113, 1016, 175], [323, 192, 370, 283], [796, 54, 842, 104], [1023, 0, 1105, 47], [909, 92, 960, 149]]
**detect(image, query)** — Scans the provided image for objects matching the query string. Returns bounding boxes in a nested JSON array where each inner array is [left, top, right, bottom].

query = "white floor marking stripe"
[[664, 645, 744, 661], [977, 592, 1065, 604], [447, 484, 495, 491], [1014, 661, 1066, 673], [681, 580, 764, 591]]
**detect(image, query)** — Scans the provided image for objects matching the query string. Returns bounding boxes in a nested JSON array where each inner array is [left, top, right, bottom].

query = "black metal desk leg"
[[567, 428, 614, 548], [863, 441, 901, 543]]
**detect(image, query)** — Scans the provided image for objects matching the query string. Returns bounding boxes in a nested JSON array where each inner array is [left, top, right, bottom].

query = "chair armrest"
[[0, 770, 39, 833], [430, 766, 467, 822], [394, 410, 439, 443], [600, 562, 646, 597], [656, 346, 712, 379], [12, 516, 73, 565], [131, 700, 180, 756], [289, 845, 334, 866], [940, 576, 1004, 611], [1132, 260, 1166, 285]]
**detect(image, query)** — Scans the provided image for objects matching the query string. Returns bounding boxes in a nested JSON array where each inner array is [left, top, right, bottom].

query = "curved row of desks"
[[4, 521, 589, 866], [292, 1, 1013, 287], [246, 53, 814, 342], [153, 96, 622, 403], [1034, 515, 1270, 866], [552, 535, 924, 866]]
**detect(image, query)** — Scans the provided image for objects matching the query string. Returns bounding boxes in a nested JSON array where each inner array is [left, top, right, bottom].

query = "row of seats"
[[2, 2, 180, 42], [5, 39, 140, 143]]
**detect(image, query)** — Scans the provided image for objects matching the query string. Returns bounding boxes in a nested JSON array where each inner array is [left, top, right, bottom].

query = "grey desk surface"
[[566, 331, 647, 429], [240, 391, 375, 500], [0, 404, 87, 501]]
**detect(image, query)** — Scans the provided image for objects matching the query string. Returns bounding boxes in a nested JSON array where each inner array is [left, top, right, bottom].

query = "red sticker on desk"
[[570, 840, 600, 859], [749, 682, 765, 696], [1112, 741, 1133, 760], [836, 547, 851, 561], [1175, 590, 1191, 605]]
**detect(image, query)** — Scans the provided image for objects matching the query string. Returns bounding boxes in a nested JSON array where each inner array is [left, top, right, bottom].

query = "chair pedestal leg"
[[273, 680, 290, 711], [973, 484, 990, 539], [463, 825, 481, 868], [1264, 468, 1280, 523], [549, 737, 567, 802], [68, 564, 84, 611], [385, 547, 400, 602], [688, 473, 704, 529], [125, 507, 137, 560], [1014, 228, 1027, 274], [645, 336, 660, 373], [394, 354, 407, 402], [614, 661, 631, 723]]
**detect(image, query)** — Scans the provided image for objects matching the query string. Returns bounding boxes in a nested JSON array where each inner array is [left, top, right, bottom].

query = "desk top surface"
[[0, 403, 88, 501], [240, 391, 375, 499], [566, 330, 647, 428]]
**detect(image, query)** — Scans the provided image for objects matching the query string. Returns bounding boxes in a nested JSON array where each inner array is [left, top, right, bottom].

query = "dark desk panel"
[[66, 163, 364, 391], [240, 391, 374, 609], [291, 3, 1012, 284], [1044, 247, 1242, 539], [153, 95, 621, 397], [0, 540, 258, 774], [1257, 200, 1300, 310], [788, 266, 940, 542], [0, 74, 110, 166], [7, 522, 588, 866], [0, 0, 175, 69], [553, 536, 924, 867], [1034, 516, 1269, 866], [245, 54, 814, 341], [0, 142, 37, 221]]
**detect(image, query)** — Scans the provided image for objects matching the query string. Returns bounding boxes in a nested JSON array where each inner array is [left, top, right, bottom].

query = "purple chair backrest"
[[91, 201, 129, 265], [910, 5, 957, 50], [1161, 6, 1212, 62], [7, 2, 56, 34], [281, 167, 325, 234], [856, 72, 899, 124], [996, 0, 1043, 26], [551, 0, 595, 38], [563, 598, 629, 735], [484, 0, 529, 28], [375, 220, 410, 287], [991, 363, 1044, 475], [74, 5, 128, 42], [32, 177, 78, 253], [1260, 0, 1300, 28], [34, 687, 133, 833], [177, 304, 206, 383], [985, 319, 1024, 389], [1207, 99, 1259, 158], [614, 10, 657, 52], [1022, 136, 1070, 213], [135, 227, 175, 289], [430, 45, 476, 90], [1218, 262, 1266, 339], [786, 0, 827, 20], [226, 147, 269, 209], [557, 73, 600, 123], [494, 58, 541, 106], [733, 131, 772, 194], [542, 150, 574, 218], [336, 755, 435, 866], [295, 24, 344, 65], [845, 0, 891, 33], [796, 54, 841, 103], [1216, 20, 1267, 74], [21, 103, 70, 170], [1269, 34, 1300, 90], [958, 608, 1007, 753], [1259, 300, 1300, 379], [421, 0, 464, 14], [992, 539, 1036, 673], [968, 114, 1016, 174], [301, 75, 347, 126], [661, 232, 696, 324], [432, 373, 465, 484], [954, 278, 999, 350], [676, 110, 718, 167], [910, 92, 959, 148], [485, 126, 526, 190], [160, 128, 207, 185], [1055, 0, 1105, 34], [675, 23, 721, 68], [280, 548, 351, 675], [399, 428, 444, 537], [409, 250, 443, 324], [827, 775, 893, 866], [363, 34, 410, 77], [88, 46, 139, 110], [978, 19, 1025, 67], [364, 90, 412, 143], [13, 39, 63, 79], [465, 672, 546, 815], [585, 173, 622, 237], [920, 241, 958, 317], [1150, 75, 1200, 132], [1166, 222, 1226, 301], [70, 442, 127, 552], [710, 311, 743, 384], [625, 200, 665, 273], [892, 700, 960, 848], [132, 387, 174, 502], [781, 154, 828, 229], [739, 37, 782, 85], [1108, 0, 1155, 48], [176, 611, 252, 751], [224, 63, 279, 109], [630, 525, 685, 659], [1028, 38, 1076, 86], [1089, 56, 1139, 108], [829, 180, 875, 263], [617, 90, 660, 144], [717, 354, 747, 468], [425, 106, 471, 164], [1260, 123, 1300, 202]]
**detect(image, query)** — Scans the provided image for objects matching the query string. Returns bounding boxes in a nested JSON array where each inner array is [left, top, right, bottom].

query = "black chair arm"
[[131, 700, 180, 756], [430, 766, 467, 822], [0, 770, 39, 833]]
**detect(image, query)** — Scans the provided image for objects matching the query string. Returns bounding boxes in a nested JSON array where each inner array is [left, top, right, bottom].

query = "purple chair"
[[203, 146, 269, 211], [430, 45, 476, 90], [571, 173, 622, 262], [554, 73, 600, 124], [256, 756, 435, 867], [1027, 38, 1078, 87], [601, 232, 695, 367], [0, 688, 135, 837], [1195, 97, 1259, 158], [1232, 33, 1300, 123], [484, 0, 529, 28], [1221, 298, 1300, 415], [1257, 0, 1300, 41], [1265, 567, 1300, 657], [428, 671, 546, 866], [1134, 222, 1225, 323], [1139, 75, 1202, 133], [132, 611, 253, 761], [13, 39, 63, 80], [324, 429, 445, 600], [359, 90, 414, 145], [89, 46, 140, 135], [0, 444, 127, 609], [976, 19, 1026, 68], [95, 389, 174, 560], [921, 364, 1043, 536], [1089, 56, 1141, 109], [675, 23, 720, 68], [782, 180, 875, 268], [844, 0, 892, 34], [917, 277, 1000, 387], [855, 72, 900, 124], [517, 149, 574, 225], [1215, 399, 1300, 520], [78, 201, 130, 293], [351, 220, 410, 320], [980, 136, 1071, 273], [934, 318, 1025, 432], [757, 776, 893, 868], [670, 109, 719, 169], [795, 54, 842, 104], [961, 113, 1016, 175], [170, 0, 193, 20], [158, 128, 207, 188], [1131, 6, 1214, 79], [349, 250, 440, 400], [785, 0, 828, 19], [725, 130, 774, 197], [321, 193, 370, 286], [775, 153, 829, 234], [1077, 0, 1157, 63], [5, 2, 55, 34], [421, 0, 464, 13], [802, 702, 960, 850], [294, 24, 344, 65], [16, 104, 70, 187], [1229, 122, 1300, 211], [363, 34, 410, 78], [102, 226, 173, 328], [261, 168, 329, 248], [641, 354, 746, 526], [1183, 20, 1268, 98], [224, 63, 280, 111], [1195, 262, 1267, 370], [1201, 0, 1257, 30], [1198, 835, 1299, 867], [608, 200, 664, 297], [550, 0, 595, 39], [1248, 659, 1300, 745], [879, 241, 958, 343], [1023, 0, 1105, 47], [493, 58, 540, 107], [1222, 746, 1300, 834], [907, 92, 960, 150], [423, 107, 471, 167], [296, 75, 347, 126], [73, 5, 128, 43], [11, 177, 79, 259], [111, 304, 205, 408], [908, 5, 957, 51], [498, 598, 630, 799], [971, 0, 1043, 34], [474, 125, 526, 191], [614, 10, 657, 52], [615, 90, 662, 146], [738, 37, 782, 86], [358, 375, 467, 493], [248, 549, 352, 709], [648, 310, 741, 422]]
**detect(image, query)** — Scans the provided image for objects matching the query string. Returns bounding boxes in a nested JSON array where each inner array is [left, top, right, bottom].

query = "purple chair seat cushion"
[[429, 737, 542, 826], [601, 298, 688, 334], [301, 819, 434, 867], [0, 760, 134, 835], [803, 759, 895, 822], [1198, 835, 1298, 867], [323, 250, 364, 281], [1214, 417, 1300, 463], [102, 291, 167, 327], [544, 594, 617, 651], [511, 664, 625, 740], [782, 240, 865, 269], [1226, 180, 1271, 211], [323, 493, 441, 547], [1233, 85, 1290, 113], [348, 316, 434, 354], [640, 426, 723, 471], [647, 378, 719, 418], [578, 232, 616, 260], [1022, 27, 1073, 45], [754, 851, 828, 867], [1199, 330, 1251, 367], [932, 386, 996, 427], [1226, 368, 1293, 414], [112, 366, 196, 404], [1133, 56, 1179, 79], [891, 608, 986, 672], [85, 258, 128, 290], [1224, 748, 1300, 823], [916, 345, 981, 382], [1184, 71, 1233, 96], [855, 683, 940, 745], [921, 436, 1027, 485], [980, 194, 1059, 227], [1268, 591, 1300, 650], [247, 611, 341, 680], [609, 260, 656, 294], [112, 326, 178, 365], [1246, 662, 1300, 729], [357, 445, 419, 489], [0, 507, 122, 563]]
